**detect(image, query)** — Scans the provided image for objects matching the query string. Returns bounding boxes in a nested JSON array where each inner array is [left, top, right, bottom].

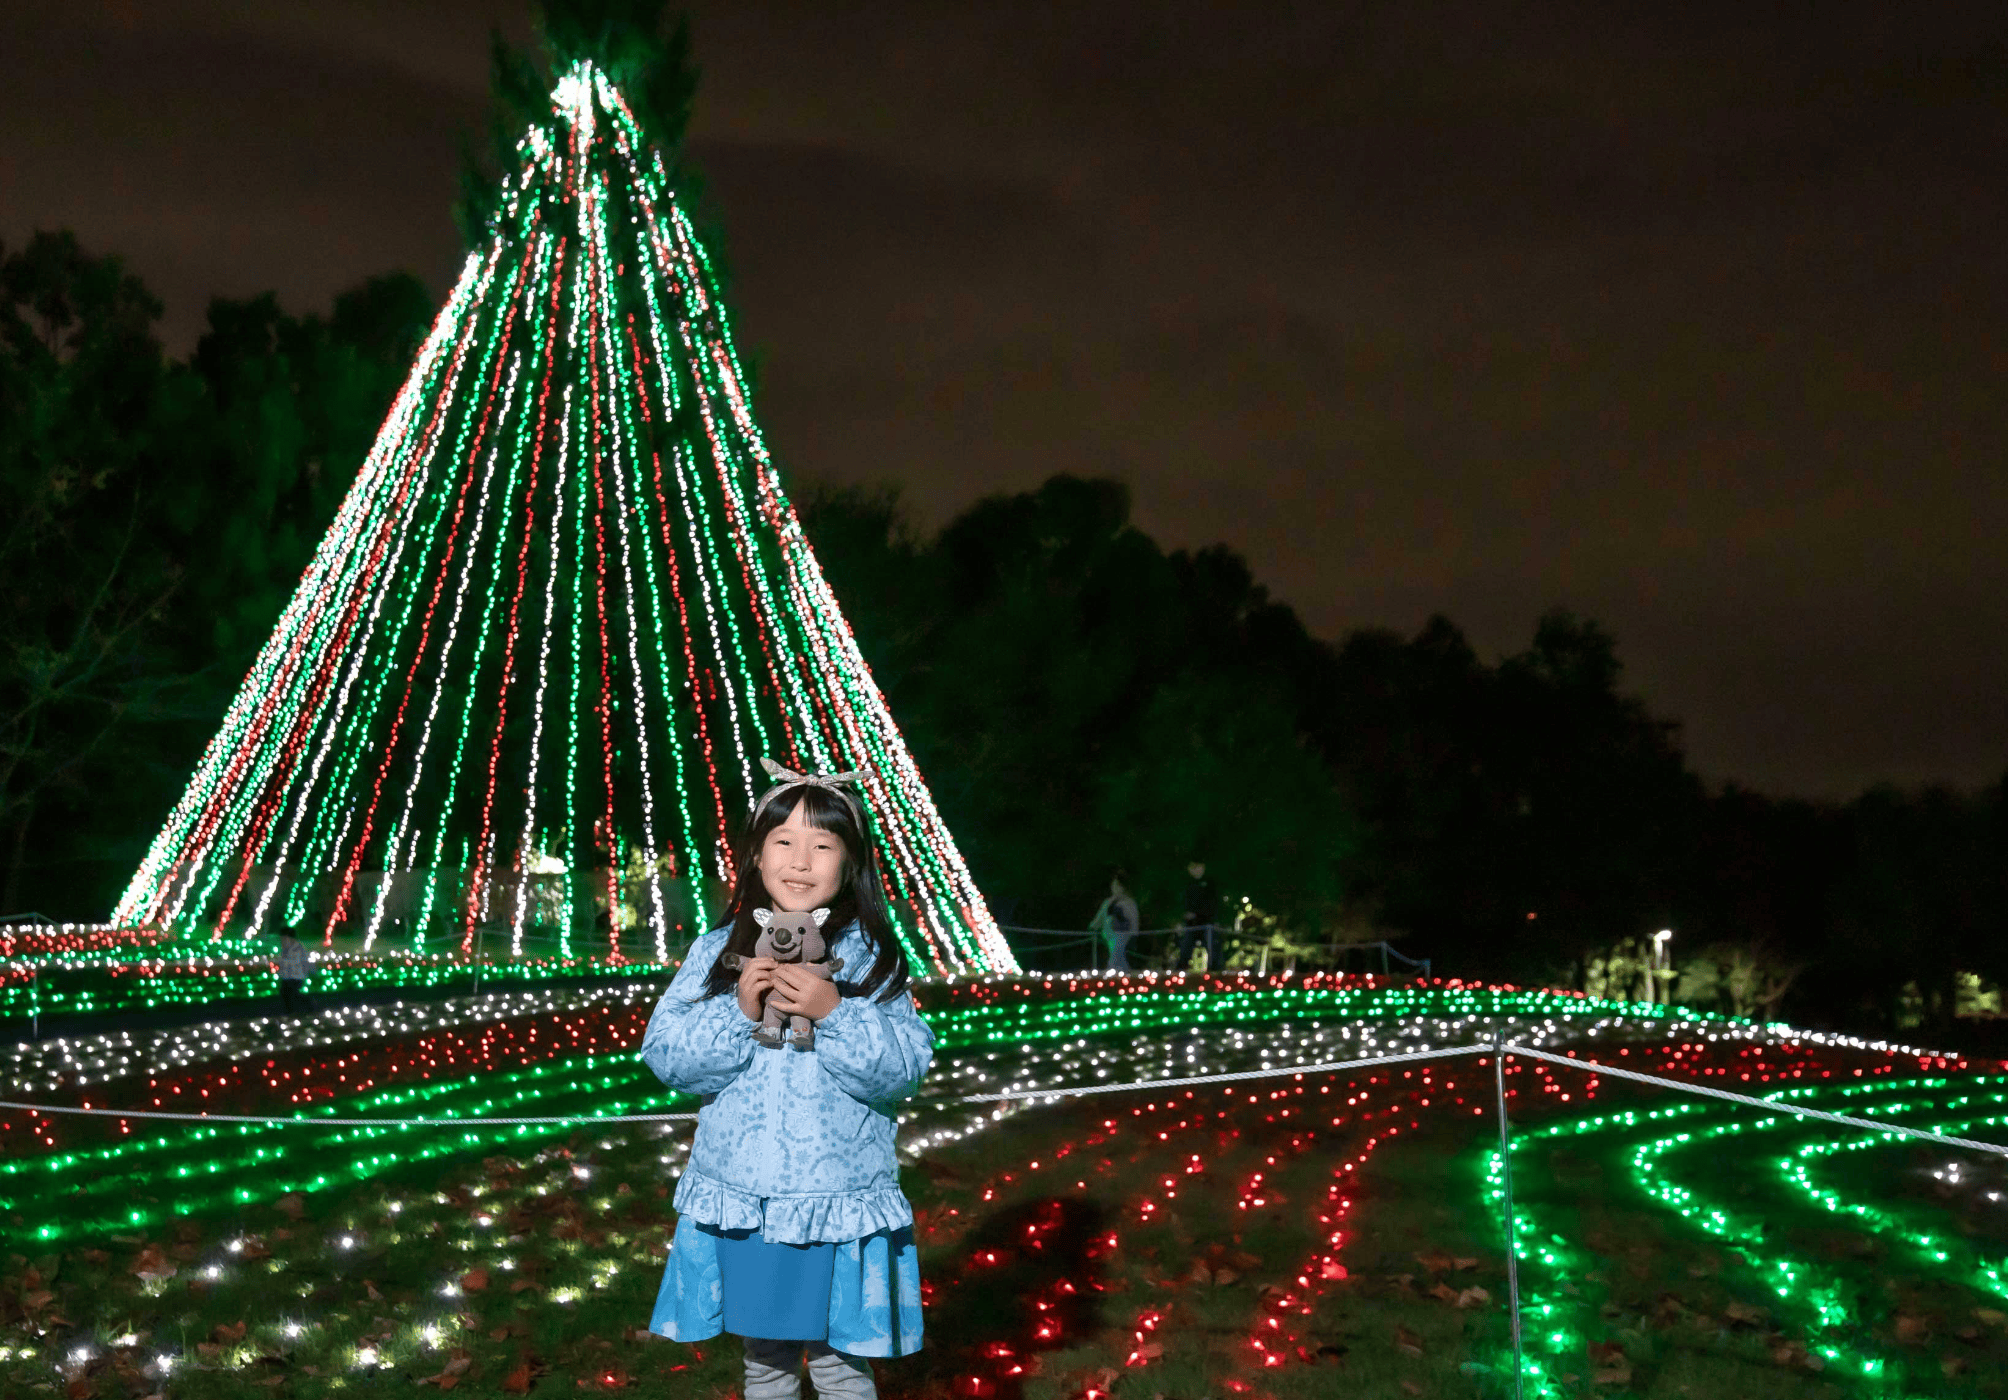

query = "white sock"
[[805, 1343, 877, 1400], [743, 1337, 803, 1400]]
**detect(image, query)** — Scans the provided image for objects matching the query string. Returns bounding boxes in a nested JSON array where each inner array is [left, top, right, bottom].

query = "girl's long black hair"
[[697, 783, 913, 1005]]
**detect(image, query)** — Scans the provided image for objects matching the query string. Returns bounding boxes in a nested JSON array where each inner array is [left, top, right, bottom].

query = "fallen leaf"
[[239, 1236, 271, 1261], [1589, 1341, 1631, 1386], [1214, 1268, 1239, 1286], [1453, 1256, 1479, 1271], [363, 1279, 382, 1301], [1722, 1301, 1767, 1327], [21, 1289, 54, 1312], [1415, 1252, 1454, 1273], [1400, 1384, 1421, 1396], [65, 1379, 93, 1400], [274, 1194, 307, 1220], [80, 1250, 110, 1265], [1895, 1312, 1930, 1344], [1976, 1308, 2008, 1329], [418, 1354, 474, 1388], [1428, 1282, 1459, 1303], [129, 1246, 176, 1285], [502, 1360, 534, 1393], [461, 1267, 490, 1293], [1394, 1324, 1423, 1357], [211, 1321, 247, 1344], [509, 1277, 545, 1294], [1943, 1355, 1969, 1379], [1455, 1286, 1492, 1309]]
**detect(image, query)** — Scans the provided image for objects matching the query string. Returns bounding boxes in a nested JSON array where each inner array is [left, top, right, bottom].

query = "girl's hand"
[[768, 964, 841, 1021], [736, 957, 779, 1022]]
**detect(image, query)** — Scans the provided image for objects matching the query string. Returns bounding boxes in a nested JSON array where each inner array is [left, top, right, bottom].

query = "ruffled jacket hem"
[[673, 1166, 914, 1245]]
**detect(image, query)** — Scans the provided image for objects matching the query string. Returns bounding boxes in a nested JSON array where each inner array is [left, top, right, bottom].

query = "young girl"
[[641, 763, 933, 1400]]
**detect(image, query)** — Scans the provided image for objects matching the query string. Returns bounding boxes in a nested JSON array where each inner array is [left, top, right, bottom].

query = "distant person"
[[1089, 873, 1140, 973], [1174, 861, 1219, 971], [277, 931, 314, 1015]]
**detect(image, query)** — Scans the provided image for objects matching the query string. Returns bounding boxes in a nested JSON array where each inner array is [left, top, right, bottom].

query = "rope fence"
[[4, 1039, 2002, 1396], [999, 923, 1432, 978], [1509, 1043, 2008, 1157], [4, 1040, 1999, 1142]]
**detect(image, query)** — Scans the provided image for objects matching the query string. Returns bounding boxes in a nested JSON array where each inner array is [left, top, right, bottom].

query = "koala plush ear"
[[810, 907, 831, 929], [752, 908, 774, 929]]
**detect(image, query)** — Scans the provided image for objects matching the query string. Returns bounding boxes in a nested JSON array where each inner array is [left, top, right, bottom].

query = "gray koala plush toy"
[[722, 907, 845, 1049]]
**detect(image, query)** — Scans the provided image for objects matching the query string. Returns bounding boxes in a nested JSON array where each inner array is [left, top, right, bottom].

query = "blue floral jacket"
[[638, 924, 935, 1244]]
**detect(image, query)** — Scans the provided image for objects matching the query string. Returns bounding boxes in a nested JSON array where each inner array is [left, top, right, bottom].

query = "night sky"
[[7, 1, 2005, 798]]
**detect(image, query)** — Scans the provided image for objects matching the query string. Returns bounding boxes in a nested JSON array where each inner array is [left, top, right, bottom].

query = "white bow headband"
[[754, 756, 867, 824]]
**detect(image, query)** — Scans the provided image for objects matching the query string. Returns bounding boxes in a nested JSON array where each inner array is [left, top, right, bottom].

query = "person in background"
[[277, 931, 313, 1015], [1089, 872, 1140, 972], [1174, 861, 1219, 971]]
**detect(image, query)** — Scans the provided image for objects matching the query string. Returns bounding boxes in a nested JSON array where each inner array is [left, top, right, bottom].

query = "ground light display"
[[107, 59, 1011, 976], [4, 968, 2006, 1398]]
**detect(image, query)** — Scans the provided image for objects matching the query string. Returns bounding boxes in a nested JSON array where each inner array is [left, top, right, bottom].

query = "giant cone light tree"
[[115, 62, 1016, 976]]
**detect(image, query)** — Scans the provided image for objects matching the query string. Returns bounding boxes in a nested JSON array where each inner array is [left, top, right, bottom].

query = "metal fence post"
[[1493, 1030, 1525, 1399]]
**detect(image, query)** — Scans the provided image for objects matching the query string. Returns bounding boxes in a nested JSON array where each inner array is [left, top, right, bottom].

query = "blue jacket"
[[638, 923, 935, 1244]]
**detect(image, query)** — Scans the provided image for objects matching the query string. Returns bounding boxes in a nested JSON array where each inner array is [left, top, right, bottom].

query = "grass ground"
[[4, 995, 2005, 1399]]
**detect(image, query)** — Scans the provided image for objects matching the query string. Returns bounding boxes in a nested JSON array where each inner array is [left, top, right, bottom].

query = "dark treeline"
[[5, 232, 2005, 1038], [798, 483, 2008, 1040], [1, 231, 434, 919]]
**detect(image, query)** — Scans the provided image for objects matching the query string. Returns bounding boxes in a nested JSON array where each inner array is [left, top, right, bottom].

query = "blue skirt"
[[650, 1215, 924, 1356], [714, 1227, 837, 1340]]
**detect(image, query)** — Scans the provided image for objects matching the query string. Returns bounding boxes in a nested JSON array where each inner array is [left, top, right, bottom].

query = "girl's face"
[[756, 798, 845, 912]]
